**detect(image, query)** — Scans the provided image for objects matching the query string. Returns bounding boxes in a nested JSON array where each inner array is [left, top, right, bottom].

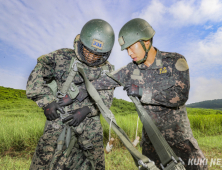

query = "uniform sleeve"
[[98, 87, 114, 109], [91, 65, 130, 90], [88, 63, 116, 117], [85, 88, 115, 117], [26, 54, 56, 108], [141, 57, 190, 107], [72, 84, 114, 114], [70, 63, 116, 117], [82, 87, 116, 122]]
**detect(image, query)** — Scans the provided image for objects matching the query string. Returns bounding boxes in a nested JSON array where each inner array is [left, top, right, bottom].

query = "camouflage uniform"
[[26, 35, 114, 170], [92, 48, 207, 170]]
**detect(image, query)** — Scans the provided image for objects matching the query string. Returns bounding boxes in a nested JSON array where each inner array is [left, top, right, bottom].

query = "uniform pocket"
[[153, 77, 175, 91]]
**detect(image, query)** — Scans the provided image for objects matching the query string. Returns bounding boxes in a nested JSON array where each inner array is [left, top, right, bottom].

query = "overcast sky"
[[0, 0, 222, 104]]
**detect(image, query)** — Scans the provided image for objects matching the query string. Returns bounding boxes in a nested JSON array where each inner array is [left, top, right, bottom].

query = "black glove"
[[44, 101, 65, 121], [123, 84, 143, 98], [62, 106, 91, 127], [76, 88, 88, 102], [57, 88, 88, 107], [58, 94, 73, 107]]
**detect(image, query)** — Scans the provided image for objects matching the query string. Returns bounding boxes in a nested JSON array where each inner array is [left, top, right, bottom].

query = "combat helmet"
[[74, 19, 115, 67], [118, 18, 155, 64]]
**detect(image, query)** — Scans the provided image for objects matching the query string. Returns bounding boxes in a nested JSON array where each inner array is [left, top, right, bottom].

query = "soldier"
[[89, 18, 207, 169], [26, 19, 115, 170]]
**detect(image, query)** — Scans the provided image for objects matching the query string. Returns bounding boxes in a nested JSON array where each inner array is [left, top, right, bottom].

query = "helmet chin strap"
[[136, 40, 152, 64]]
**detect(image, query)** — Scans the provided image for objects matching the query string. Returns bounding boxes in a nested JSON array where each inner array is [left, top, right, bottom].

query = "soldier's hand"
[[123, 84, 142, 98], [58, 94, 73, 107], [62, 106, 91, 127], [44, 101, 65, 121]]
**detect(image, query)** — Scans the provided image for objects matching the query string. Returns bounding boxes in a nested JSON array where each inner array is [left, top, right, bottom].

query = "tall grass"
[[1, 86, 222, 169], [1, 107, 222, 153], [189, 114, 222, 136], [1, 106, 222, 170], [0, 109, 45, 153], [0, 109, 142, 152], [186, 107, 222, 115], [101, 114, 143, 147], [0, 156, 32, 170]]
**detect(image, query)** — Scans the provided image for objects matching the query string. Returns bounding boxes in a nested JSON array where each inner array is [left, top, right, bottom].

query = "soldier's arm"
[[26, 54, 56, 108], [86, 63, 116, 117], [141, 56, 190, 108], [67, 72, 115, 117], [87, 65, 131, 117], [66, 87, 115, 120], [91, 65, 130, 90]]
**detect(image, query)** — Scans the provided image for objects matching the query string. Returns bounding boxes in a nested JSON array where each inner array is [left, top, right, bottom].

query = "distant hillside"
[[1, 86, 221, 114], [110, 97, 137, 115], [0, 86, 136, 115], [0, 86, 26, 100], [186, 99, 222, 110], [0, 86, 37, 110]]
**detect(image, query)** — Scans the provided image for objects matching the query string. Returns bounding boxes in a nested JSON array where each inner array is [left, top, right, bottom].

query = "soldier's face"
[[127, 41, 146, 62], [83, 47, 102, 64]]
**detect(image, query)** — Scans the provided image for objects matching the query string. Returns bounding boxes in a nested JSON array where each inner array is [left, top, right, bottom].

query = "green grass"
[[0, 86, 26, 100], [1, 142, 221, 170], [0, 147, 143, 170], [197, 135, 222, 149], [0, 156, 32, 170], [101, 114, 142, 148], [0, 108, 45, 153], [0, 107, 142, 153], [1, 107, 222, 170], [2, 107, 221, 153], [1, 86, 222, 169], [110, 98, 137, 116], [186, 107, 222, 115], [189, 114, 222, 137]]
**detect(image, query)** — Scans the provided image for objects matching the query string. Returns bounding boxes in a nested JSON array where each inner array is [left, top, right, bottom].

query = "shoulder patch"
[[175, 58, 189, 71]]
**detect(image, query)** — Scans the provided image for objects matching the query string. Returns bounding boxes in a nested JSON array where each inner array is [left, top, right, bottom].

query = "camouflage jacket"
[[26, 38, 114, 117], [92, 48, 194, 144]]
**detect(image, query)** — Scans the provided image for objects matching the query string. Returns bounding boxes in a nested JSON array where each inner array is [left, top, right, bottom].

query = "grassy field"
[[1, 106, 222, 169], [0, 86, 222, 169]]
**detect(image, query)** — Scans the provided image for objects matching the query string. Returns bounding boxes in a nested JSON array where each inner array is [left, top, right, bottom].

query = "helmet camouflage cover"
[[76, 19, 115, 66]]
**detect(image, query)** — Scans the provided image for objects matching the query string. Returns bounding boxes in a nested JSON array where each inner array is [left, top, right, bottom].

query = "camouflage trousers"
[[30, 116, 105, 170], [141, 128, 208, 170]]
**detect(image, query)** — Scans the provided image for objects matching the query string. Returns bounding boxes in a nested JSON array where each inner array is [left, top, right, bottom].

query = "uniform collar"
[[137, 47, 163, 70]]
